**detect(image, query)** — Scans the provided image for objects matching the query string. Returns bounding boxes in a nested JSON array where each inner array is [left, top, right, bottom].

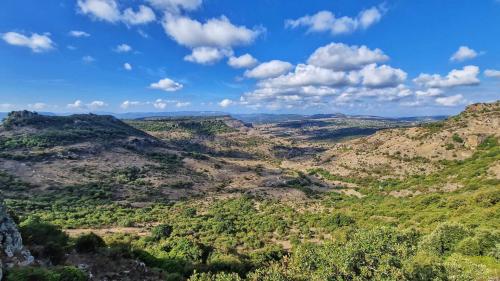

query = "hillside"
[[0, 103, 499, 280], [303, 102, 500, 190]]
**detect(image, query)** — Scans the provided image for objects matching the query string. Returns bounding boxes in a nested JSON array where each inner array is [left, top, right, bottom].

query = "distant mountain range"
[[0, 110, 448, 124]]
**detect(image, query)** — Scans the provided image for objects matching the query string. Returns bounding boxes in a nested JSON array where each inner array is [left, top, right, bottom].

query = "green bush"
[[5, 266, 86, 281], [74, 232, 106, 253], [151, 224, 173, 241], [5, 267, 59, 281], [20, 216, 68, 247], [57, 266, 87, 281], [444, 254, 489, 281], [420, 223, 471, 256]]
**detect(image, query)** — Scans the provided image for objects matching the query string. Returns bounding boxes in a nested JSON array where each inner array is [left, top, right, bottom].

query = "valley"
[[0, 102, 499, 280]]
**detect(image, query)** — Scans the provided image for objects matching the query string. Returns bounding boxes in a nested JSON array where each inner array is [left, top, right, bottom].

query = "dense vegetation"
[[3, 136, 499, 280], [127, 117, 236, 136], [1, 108, 498, 280]]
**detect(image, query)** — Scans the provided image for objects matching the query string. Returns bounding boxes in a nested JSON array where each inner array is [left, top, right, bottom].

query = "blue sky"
[[0, 0, 499, 116]]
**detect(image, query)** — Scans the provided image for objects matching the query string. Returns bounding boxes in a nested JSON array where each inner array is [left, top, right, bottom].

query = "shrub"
[[444, 254, 489, 281], [452, 133, 464, 143], [74, 232, 106, 253], [43, 242, 66, 265], [5, 267, 59, 281], [403, 252, 447, 281], [57, 266, 87, 281], [5, 266, 86, 281], [151, 224, 173, 241], [20, 216, 68, 247], [420, 223, 471, 256]]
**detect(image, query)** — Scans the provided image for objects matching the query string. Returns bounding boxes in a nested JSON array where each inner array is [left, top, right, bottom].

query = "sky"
[[0, 0, 499, 117]]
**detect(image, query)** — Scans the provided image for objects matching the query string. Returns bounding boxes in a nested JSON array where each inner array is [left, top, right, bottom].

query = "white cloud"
[[285, 5, 384, 35], [258, 64, 357, 88], [122, 5, 156, 25], [147, 0, 202, 13], [162, 14, 261, 49], [124, 63, 132, 70], [69, 30, 90, 38], [184, 47, 232, 64], [67, 100, 107, 110], [244, 60, 293, 79], [67, 100, 84, 109], [450, 46, 478, 62], [82, 55, 95, 63], [120, 100, 142, 109], [415, 88, 444, 97], [88, 100, 107, 109], [228, 53, 258, 69], [359, 64, 407, 88], [153, 99, 168, 109], [307, 43, 388, 71], [77, 0, 156, 26], [435, 94, 466, 106], [150, 78, 183, 92], [114, 43, 132, 53], [484, 69, 500, 78], [1, 32, 55, 53], [414, 65, 480, 88], [219, 99, 234, 107], [77, 0, 121, 23]]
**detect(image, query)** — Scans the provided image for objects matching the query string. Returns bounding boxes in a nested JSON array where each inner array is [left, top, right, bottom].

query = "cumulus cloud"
[[238, 42, 416, 110], [147, 0, 202, 13], [415, 88, 444, 97], [184, 47, 232, 64], [258, 64, 357, 88], [120, 100, 142, 109], [124, 63, 132, 70], [88, 100, 107, 109], [122, 5, 156, 25], [69, 30, 90, 37], [153, 99, 168, 109], [67, 100, 107, 110], [219, 99, 234, 107], [413, 65, 480, 88], [77, 0, 156, 25], [484, 69, 500, 78], [244, 60, 293, 79], [150, 78, 183, 92], [359, 64, 407, 88], [162, 14, 262, 65], [228, 54, 258, 69], [285, 5, 384, 35], [435, 94, 466, 106], [162, 14, 261, 49], [307, 43, 388, 71], [77, 0, 121, 23], [1, 32, 55, 53], [67, 100, 84, 109], [114, 43, 132, 53], [450, 46, 478, 62]]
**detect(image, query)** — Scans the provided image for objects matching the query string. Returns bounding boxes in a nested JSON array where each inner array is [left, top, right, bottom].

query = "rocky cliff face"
[[0, 202, 33, 280]]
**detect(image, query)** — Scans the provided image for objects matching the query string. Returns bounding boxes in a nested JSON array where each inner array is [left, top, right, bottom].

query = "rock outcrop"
[[0, 202, 34, 280]]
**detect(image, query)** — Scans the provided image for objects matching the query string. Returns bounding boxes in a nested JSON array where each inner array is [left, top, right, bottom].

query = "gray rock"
[[0, 201, 34, 279]]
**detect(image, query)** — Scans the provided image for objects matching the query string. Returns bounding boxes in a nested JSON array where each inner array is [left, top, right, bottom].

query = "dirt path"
[[64, 227, 149, 237]]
